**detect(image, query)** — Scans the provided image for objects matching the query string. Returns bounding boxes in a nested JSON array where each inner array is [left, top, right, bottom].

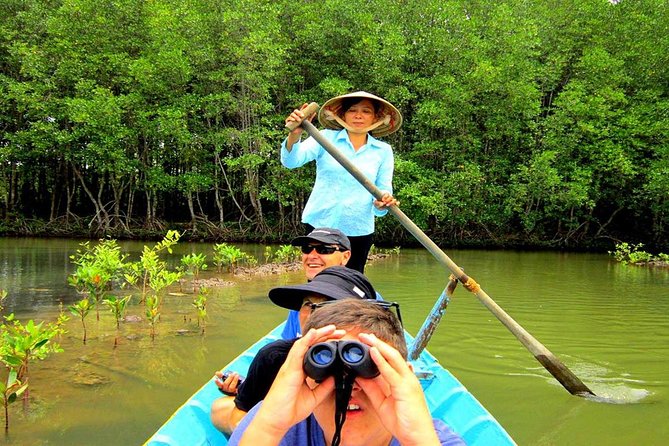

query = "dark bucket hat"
[[268, 266, 376, 311]]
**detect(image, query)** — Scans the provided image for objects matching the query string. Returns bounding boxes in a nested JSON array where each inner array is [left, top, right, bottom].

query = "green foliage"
[[0, 291, 35, 432], [609, 242, 667, 265], [0, 369, 28, 433], [265, 245, 301, 264], [391, 159, 444, 230], [0, 291, 7, 314], [148, 269, 182, 296], [369, 244, 401, 256], [191, 288, 209, 334], [245, 256, 258, 268], [0, 316, 65, 380], [103, 296, 131, 330], [68, 298, 93, 343], [68, 239, 128, 320], [212, 243, 256, 273], [180, 253, 208, 292], [1, 0, 668, 250], [506, 151, 595, 235], [0, 297, 67, 432], [145, 295, 160, 340], [64, 232, 183, 342], [124, 231, 182, 300], [263, 246, 273, 263]]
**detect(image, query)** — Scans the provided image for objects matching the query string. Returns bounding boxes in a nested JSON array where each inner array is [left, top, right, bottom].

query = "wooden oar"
[[286, 102, 595, 397], [407, 274, 458, 361]]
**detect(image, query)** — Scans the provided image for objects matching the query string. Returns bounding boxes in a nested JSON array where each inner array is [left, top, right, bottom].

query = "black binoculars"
[[303, 340, 379, 381]]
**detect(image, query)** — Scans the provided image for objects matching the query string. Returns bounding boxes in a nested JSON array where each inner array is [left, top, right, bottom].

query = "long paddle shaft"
[[287, 103, 595, 397], [407, 275, 458, 361]]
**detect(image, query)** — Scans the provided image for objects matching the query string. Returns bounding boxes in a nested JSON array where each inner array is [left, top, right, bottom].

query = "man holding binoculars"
[[211, 266, 378, 434], [228, 299, 464, 446]]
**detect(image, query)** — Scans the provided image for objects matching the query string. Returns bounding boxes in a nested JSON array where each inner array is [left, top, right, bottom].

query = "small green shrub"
[[212, 243, 257, 272], [609, 242, 666, 264]]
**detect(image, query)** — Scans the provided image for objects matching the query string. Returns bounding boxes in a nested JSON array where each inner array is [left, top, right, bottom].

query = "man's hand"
[[214, 371, 242, 396], [239, 325, 345, 443], [356, 333, 440, 446]]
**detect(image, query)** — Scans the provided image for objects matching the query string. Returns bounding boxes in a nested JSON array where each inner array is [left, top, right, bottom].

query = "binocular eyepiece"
[[303, 340, 379, 381]]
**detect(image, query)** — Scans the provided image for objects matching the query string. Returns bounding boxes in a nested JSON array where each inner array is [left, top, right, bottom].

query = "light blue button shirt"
[[281, 129, 394, 237]]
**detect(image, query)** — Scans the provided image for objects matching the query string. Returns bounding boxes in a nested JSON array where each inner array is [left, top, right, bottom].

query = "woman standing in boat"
[[282, 91, 402, 273]]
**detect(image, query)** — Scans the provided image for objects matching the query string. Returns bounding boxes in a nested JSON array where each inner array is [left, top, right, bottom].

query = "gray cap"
[[291, 227, 351, 251]]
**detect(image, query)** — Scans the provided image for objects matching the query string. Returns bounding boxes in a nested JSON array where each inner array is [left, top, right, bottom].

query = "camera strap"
[[330, 372, 355, 446]]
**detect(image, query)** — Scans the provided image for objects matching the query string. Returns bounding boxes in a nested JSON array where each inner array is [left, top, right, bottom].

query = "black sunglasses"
[[303, 300, 404, 328], [301, 244, 341, 255]]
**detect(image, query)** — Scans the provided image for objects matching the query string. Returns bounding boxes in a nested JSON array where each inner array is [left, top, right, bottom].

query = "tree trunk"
[[65, 165, 77, 224], [72, 164, 108, 233], [145, 189, 158, 228], [126, 176, 135, 228], [213, 150, 225, 226], [216, 151, 251, 224], [110, 175, 128, 229], [187, 191, 197, 231], [196, 192, 208, 222], [97, 173, 110, 232], [50, 185, 58, 222], [9, 163, 17, 216]]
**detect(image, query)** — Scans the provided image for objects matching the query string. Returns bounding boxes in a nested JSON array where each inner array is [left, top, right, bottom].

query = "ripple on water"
[[515, 359, 653, 404]]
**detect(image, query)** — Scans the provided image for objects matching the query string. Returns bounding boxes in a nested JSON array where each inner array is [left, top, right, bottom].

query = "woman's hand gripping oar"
[[286, 102, 596, 398]]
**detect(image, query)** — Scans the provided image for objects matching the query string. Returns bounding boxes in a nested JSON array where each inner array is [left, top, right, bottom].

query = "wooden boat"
[[145, 322, 516, 445]]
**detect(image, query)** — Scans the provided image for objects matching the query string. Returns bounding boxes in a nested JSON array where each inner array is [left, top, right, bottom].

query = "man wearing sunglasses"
[[214, 228, 352, 395], [214, 227, 352, 394], [281, 227, 354, 340], [293, 227, 352, 282], [211, 266, 377, 435]]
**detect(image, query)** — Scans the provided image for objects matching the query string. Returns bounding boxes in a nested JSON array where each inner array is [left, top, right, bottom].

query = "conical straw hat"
[[318, 91, 402, 138]]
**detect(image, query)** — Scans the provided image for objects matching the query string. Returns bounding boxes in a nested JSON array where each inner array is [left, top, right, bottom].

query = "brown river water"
[[0, 237, 667, 445]]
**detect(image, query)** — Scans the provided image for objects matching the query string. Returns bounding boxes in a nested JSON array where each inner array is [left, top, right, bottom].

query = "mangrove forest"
[[1, 0, 667, 251]]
